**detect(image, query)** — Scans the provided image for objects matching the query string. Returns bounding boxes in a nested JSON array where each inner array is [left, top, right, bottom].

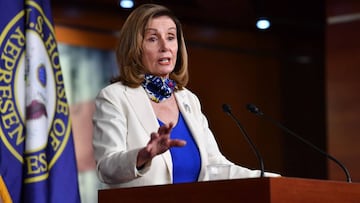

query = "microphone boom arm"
[[222, 104, 265, 177], [246, 103, 352, 183]]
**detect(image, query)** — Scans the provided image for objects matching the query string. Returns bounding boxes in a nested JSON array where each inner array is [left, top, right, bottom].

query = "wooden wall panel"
[[55, 25, 118, 50], [326, 2, 360, 182], [186, 43, 284, 172]]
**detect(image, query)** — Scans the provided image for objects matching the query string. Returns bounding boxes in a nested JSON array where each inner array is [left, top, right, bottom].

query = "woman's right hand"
[[136, 122, 186, 169]]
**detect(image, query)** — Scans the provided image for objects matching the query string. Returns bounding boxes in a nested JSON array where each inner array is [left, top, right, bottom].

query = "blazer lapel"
[[125, 86, 173, 179], [125, 86, 158, 134], [175, 90, 208, 180]]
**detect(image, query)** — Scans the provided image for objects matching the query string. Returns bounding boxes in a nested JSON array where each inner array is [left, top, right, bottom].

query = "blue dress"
[[158, 113, 201, 183]]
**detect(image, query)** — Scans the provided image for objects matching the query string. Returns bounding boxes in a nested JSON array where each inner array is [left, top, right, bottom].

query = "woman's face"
[[142, 16, 178, 78]]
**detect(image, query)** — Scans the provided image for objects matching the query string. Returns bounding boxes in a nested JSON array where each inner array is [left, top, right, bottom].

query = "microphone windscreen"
[[246, 103, 261, 115], [222, 104, 232, 114]]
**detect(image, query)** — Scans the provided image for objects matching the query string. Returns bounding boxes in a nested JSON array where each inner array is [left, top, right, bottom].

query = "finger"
[[157, 125, 166, 134], [150, 132, 159, 140], [158, 124, 173, 135], [163, 123, 173, 131], [169, 139, 187, 147]]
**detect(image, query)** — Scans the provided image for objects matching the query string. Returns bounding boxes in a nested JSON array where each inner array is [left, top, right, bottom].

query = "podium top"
[[99, 177, 360, 203]]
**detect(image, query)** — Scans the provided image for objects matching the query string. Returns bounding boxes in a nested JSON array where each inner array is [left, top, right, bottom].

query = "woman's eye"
[[147, 36, 157, 42]]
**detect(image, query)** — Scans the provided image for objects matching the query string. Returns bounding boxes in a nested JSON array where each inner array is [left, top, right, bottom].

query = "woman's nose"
[[159, 38, 169, 52]]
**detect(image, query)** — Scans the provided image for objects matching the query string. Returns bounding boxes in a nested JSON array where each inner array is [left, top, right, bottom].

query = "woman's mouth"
[[158, 57, 170, 65]]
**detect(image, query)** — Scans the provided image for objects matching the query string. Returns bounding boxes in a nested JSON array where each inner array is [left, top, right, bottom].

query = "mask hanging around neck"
[[141, 74, 177, 103]]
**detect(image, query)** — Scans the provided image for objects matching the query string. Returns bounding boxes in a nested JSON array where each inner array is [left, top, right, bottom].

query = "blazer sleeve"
[[92, 85, 151, 184]]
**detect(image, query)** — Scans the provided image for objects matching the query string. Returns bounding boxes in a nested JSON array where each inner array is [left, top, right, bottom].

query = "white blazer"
[[93, 82, 279, 188]]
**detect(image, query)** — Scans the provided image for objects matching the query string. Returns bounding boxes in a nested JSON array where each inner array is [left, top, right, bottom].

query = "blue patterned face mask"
[[141, 74, 177, 103]]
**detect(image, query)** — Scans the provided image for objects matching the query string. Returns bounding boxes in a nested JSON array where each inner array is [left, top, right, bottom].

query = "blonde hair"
[[113, 4, 189, 89]]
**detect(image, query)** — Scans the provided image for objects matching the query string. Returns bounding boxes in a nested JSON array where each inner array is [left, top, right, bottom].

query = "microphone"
[[222, 104, 265, 177], [246, 103, 352, 183]]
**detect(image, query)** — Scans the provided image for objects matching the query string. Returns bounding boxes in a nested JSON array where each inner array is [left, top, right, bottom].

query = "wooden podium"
[[98, 177, 360, 203]]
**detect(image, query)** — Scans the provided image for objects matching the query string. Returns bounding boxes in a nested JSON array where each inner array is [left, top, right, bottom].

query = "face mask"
[[141, 74, 177, 103]]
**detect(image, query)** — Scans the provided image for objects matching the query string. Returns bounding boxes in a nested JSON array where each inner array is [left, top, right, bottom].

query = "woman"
[[93, 3, 279, 188]]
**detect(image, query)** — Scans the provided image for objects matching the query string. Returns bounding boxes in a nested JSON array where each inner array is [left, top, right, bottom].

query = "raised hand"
[[136, 122, 186, 169]]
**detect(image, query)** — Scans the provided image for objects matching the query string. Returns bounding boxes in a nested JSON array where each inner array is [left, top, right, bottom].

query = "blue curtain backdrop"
[[0, 0, 81, 202]]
